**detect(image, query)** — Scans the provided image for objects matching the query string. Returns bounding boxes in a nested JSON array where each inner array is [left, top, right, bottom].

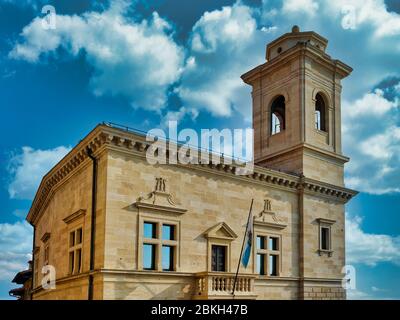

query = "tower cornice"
[[241, 42, 352, 85]]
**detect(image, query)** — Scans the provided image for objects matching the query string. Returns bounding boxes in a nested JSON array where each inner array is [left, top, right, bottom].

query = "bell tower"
[[242, 26, 352, 186]]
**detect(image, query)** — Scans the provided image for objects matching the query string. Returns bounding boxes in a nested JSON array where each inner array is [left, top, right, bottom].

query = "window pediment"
[[133, 177, 187, 215], [40, 232, 51, 243], [203, 222, 238, 241], [63, 209, 86, 224], [253, 199, 287, 230]]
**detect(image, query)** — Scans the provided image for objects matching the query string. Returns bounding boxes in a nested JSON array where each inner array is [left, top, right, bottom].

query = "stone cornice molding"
[[255, 142, 350, 165], [27, 124, 358, 225], [27, 124, 107, 225], [316, 218, 336, 225]]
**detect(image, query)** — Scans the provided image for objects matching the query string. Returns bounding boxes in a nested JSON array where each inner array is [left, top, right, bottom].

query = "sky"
[[0, 0, 400, 299]]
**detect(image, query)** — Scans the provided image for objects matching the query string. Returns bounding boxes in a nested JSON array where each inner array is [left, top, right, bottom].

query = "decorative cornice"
[[63, 209, 86, 224], [134, 201, 187, 215], [301, 177, 357, 202], [27, 124, 358, 225]]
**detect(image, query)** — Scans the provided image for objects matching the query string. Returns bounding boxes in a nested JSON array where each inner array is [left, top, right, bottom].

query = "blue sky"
[[0, 0, 400, 299]]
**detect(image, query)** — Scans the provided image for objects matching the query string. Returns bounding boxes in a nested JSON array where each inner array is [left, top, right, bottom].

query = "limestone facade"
[[27, 27, 357, 300]]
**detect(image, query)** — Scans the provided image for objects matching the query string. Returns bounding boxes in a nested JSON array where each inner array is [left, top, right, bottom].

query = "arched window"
[[315, 93, 326, 132], [270, 95, 285, 135]]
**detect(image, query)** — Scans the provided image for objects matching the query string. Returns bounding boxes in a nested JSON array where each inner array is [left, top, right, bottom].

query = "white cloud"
[[0, 221, 32, 281], [346, 214, 400, 266], [10, 1, 184, 111], [8, 146, 71, 200], [343, 88, 400, 194], [12, 209, 27, 219], [347, 288, 374, 300], [282, 0, 319, 16], [160, 107, 199, 129], [177, 3, 265, 118], [325, 0, 400, 38], [371, 286, 387, 292], [7, 1, 400, 197], [346, 89, 396, 117]]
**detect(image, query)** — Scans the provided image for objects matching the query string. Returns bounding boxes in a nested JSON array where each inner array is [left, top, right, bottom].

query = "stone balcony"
[[193, 272, 257, 300]]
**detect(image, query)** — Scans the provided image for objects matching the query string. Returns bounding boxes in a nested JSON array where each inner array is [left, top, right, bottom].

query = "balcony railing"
[[194, 272, 257, 299]]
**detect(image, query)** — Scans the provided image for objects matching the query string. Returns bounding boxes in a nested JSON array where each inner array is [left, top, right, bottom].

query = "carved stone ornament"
[[134, 177, 187, 215], [253, 198, 287, 230]]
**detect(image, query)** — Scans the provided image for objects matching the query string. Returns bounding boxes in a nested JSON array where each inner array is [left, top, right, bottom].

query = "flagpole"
[[232, 198, 254, 297]]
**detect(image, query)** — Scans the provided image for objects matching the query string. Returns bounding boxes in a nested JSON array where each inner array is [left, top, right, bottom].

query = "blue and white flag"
[[241, 208, 253, 268]]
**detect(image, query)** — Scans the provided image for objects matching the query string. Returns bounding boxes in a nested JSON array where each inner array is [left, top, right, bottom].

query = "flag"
[[241, 207, 253, 268]]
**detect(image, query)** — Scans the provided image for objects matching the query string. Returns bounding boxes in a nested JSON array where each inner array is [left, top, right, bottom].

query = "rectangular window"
[[256, 234, 281, 276], [321, 227, 330, 250], [269, 255, 278, 276], [44, 245, 50, 266], [69, 251, 74, 274], [76, 228, 82, 244], [70, 231, 75, 247], [141, 221, 178, 272], [257, 253, 266, 275], [257, 236, 265, 249], [162, 245, 174, 271], [76, 248, 82, 272], [144, 222, 157, 239], [143, 244, 156, 270], [269, 237, 278, 251], [211, 245, 226, 272], [68, 227, 83, 275]]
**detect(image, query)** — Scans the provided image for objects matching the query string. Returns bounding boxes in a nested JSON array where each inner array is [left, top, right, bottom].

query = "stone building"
[[26, 26, 357, 300]]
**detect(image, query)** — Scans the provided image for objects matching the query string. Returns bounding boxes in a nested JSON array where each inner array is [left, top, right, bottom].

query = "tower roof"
[[266, 25, 328, 61]]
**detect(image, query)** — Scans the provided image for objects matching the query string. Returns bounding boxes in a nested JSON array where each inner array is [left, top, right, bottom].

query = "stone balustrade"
[[194, 272, 257, 299]]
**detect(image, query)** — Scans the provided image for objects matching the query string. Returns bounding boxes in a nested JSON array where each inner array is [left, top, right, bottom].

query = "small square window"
[[162, 224, 175, 241], [268, 237, 279, 251], [144, 222, 157, 239]]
